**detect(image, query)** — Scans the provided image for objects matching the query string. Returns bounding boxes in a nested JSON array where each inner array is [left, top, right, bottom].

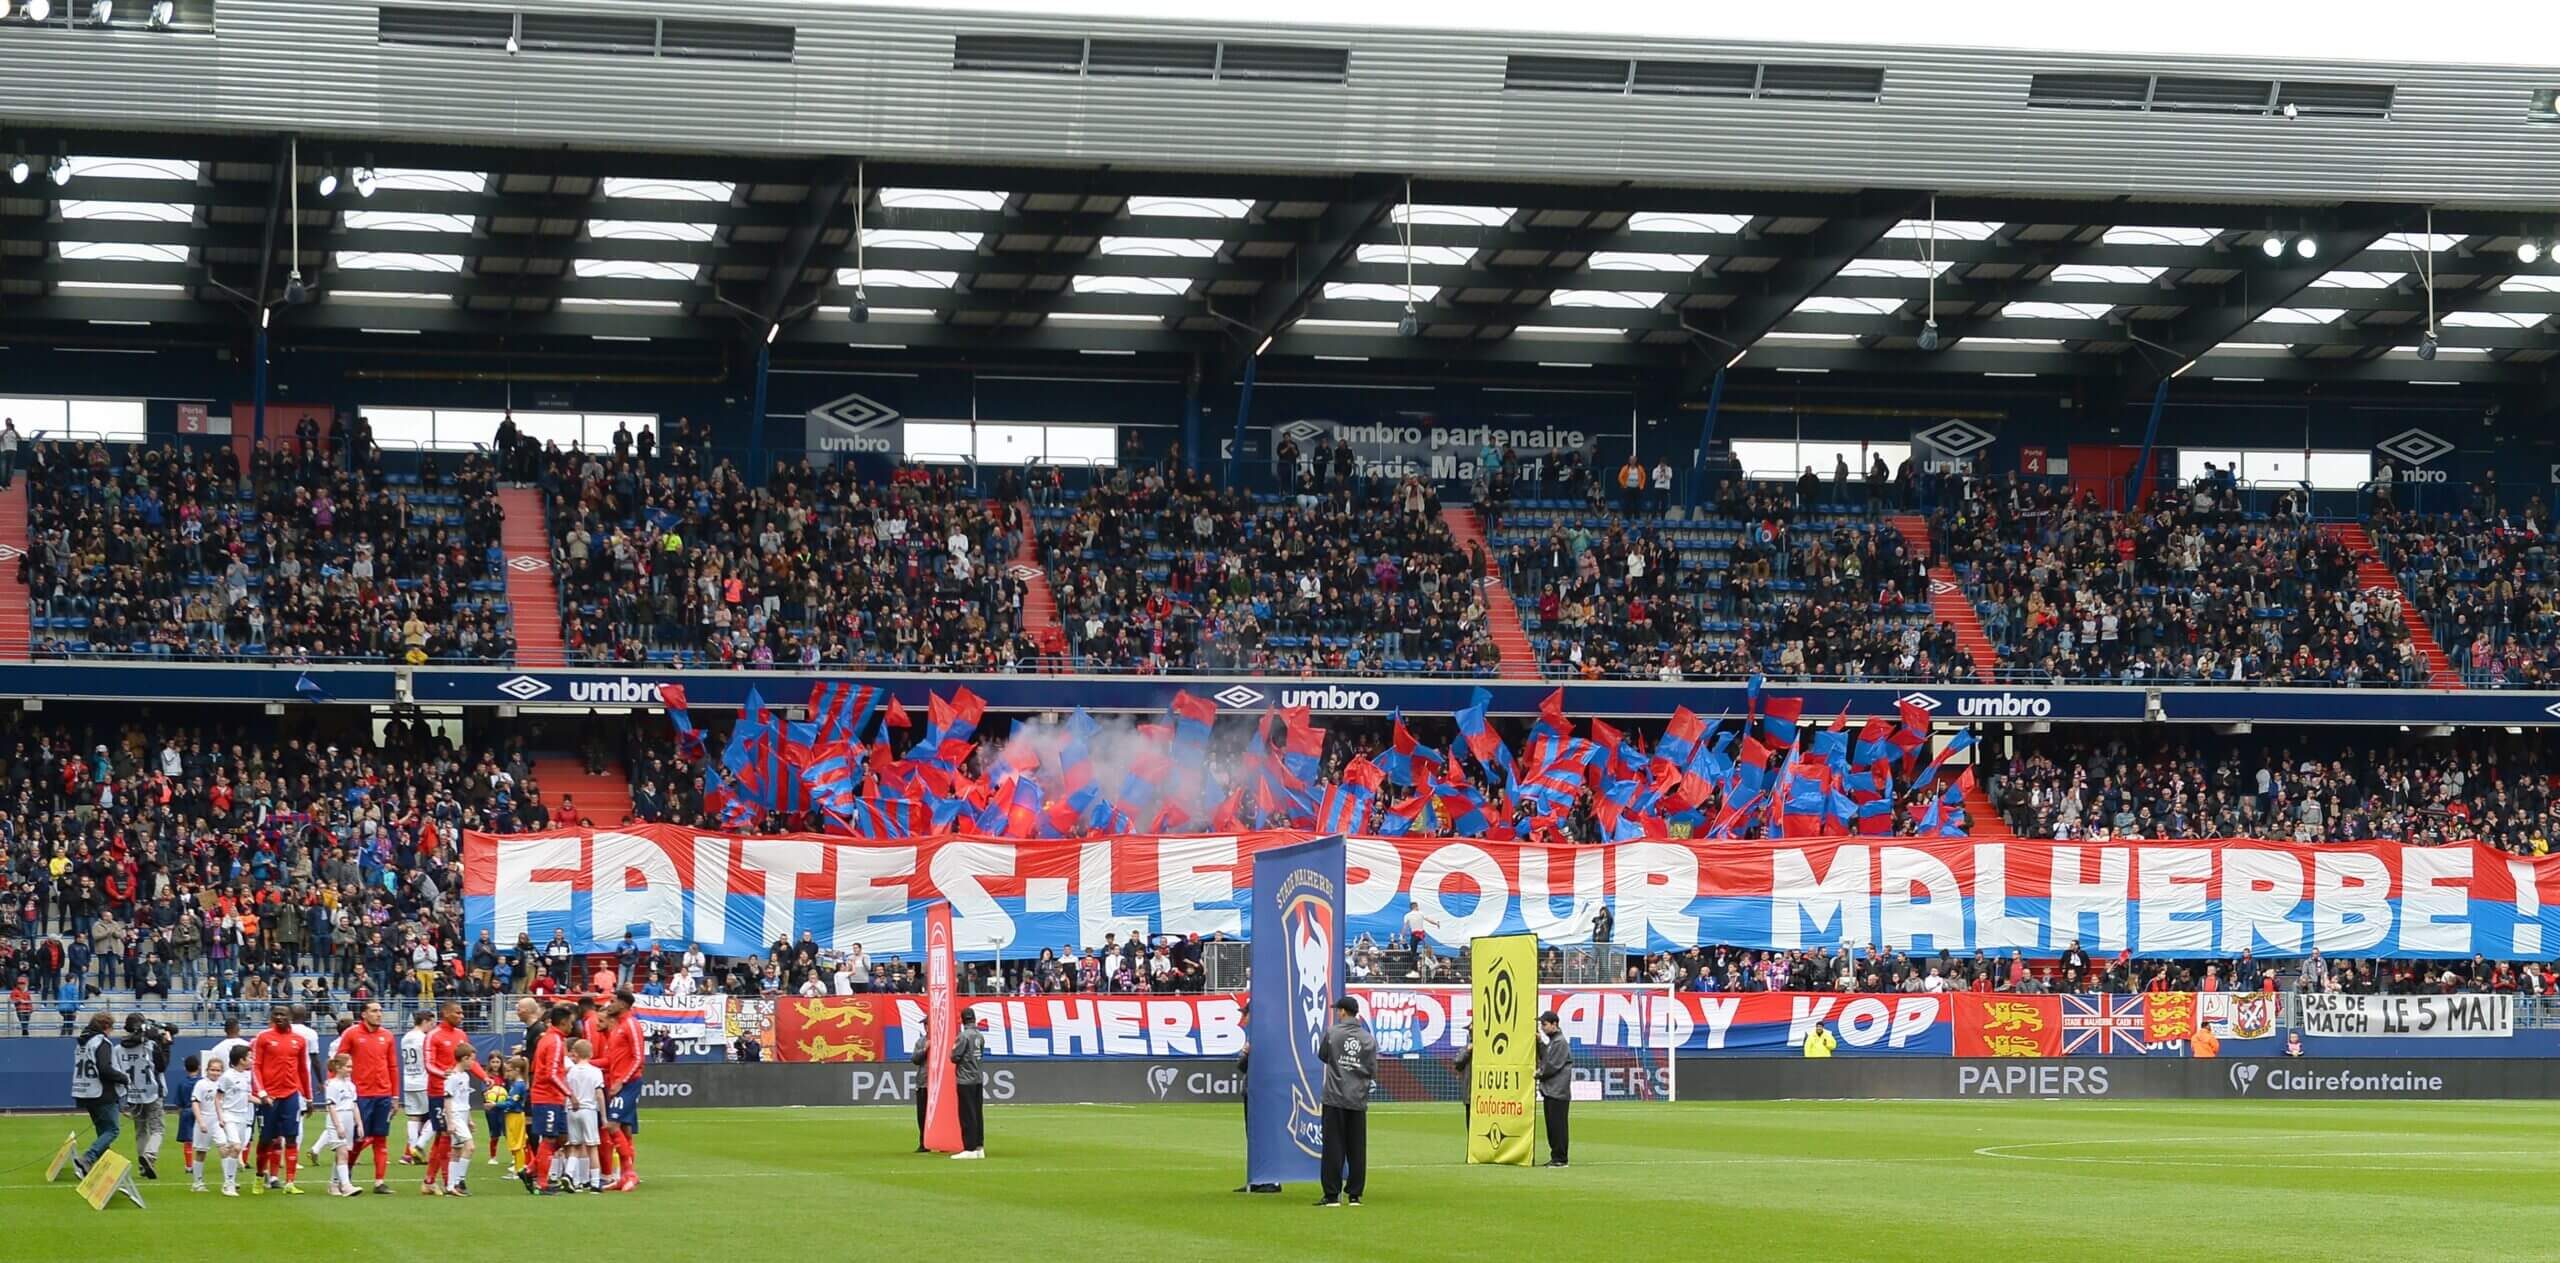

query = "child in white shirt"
[[212, 1046, 256, 1197], [562, 1039, 607, 1192], [311, 1055, 361, 1196], [437, 1045, 481, 1196]]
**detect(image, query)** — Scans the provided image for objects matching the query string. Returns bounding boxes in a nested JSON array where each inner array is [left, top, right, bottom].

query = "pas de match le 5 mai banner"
[[465, 826, 2560, 960]]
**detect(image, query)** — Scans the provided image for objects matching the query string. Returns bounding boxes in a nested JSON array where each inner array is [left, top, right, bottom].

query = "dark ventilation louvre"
[[518, 13, 656, 55], [1632, 59, 1760, 97], [2027, 72, 2153, 110], [1088, 38, 1217, 79], [377, 6, 513, 49], [2277, 81, 2394, 119], [1756, 63, 1885, 101], [1504, 55, 1632, 93], [952, 34, 1086, 74], [2150, 76, 2275, 113], [661, 19, 795, 63], [1218, 43, 1349, 84]]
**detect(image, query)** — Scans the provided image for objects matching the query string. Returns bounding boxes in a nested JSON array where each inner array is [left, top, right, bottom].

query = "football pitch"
[[4, 1100, 2556, 1261]]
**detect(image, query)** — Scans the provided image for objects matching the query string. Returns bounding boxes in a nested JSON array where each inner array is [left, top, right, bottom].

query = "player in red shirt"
[[420, 1001, 491, 1196], [331, 1001, 402, 1192], [519, 1005, 573, 1195], [597, 991, 646, 1191], [247, 1007, 311, 1193]]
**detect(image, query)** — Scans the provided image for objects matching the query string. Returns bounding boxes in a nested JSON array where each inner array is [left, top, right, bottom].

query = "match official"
[[950, 1007, 986, 1160], [1235, 1001, 1279, 1193], [1536, 1012, 1570, 1168], [1315, 996, 1376, 1207], [1452, 1044, 1471, 1130], [909, 1019, 928, 1153]]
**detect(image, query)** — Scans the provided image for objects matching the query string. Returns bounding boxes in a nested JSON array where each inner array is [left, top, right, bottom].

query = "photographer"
[[116, 1014, 173, 1179], [69, 1012, 126, 1177]]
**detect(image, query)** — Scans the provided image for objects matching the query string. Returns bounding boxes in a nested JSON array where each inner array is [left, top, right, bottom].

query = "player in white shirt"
[[399, 1011, 433, 1163], [203, 1019, 249, 1092], [431, 1045, 481, 1196], [289, 1008, 323, 1160], [213, 1046, 257, 1197], [186, 1057, 219, 1193], [311, 1055, 362, 1196], [562, 1039, 606, 1193]]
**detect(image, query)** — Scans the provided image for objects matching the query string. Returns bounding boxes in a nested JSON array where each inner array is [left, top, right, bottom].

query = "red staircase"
[[1960, 777, 2013, 838], [1887, 515, 1998, 684], [495, 487, 566, 667], [531, 755, 634, 829], [0, 483, 29, 659], [1009, 502, 1065, 664], [1441, 505, 1540, 680], [2322, 522, 2458, 688]]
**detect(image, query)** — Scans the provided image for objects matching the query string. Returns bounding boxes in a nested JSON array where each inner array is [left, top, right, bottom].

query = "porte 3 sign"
[[464, 826, 2560, 960]]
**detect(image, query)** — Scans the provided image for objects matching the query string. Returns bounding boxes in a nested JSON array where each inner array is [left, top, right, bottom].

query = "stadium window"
[[901, 422, 1118, 468], [1729, 439, 1910, 481], [358, 406, 656, 452], [2305, 450, 2374, 490], [1042, 424, 1118, 468], [904, 422, 975, 465], [0, 396, 147, 442], [2178, 449, 2244, 485], [2242, 450, 2305, 487]]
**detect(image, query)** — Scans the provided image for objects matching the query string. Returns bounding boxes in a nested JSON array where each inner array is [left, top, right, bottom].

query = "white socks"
[[408, 1121, 428, 1153], [220, 1155, 239, 1187]]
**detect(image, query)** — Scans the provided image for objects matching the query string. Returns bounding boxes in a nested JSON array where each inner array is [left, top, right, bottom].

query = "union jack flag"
[[2059, 994, 2168, 1056]]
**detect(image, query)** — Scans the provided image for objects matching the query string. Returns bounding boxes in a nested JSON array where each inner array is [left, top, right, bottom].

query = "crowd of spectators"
[[18, 438, 513, 662], [1497, 480, 1966, 682], [0, 712, 577, 1034], [1982, 730, 2556, 852], [2369, 501, 2560, 688], [1035, 463, 1498, 676], [544, 451, 1028, 670], [1931, 473, 2419, 686]]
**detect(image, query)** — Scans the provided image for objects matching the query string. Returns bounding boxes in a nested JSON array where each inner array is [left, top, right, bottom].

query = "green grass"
[[6, 1101, 2559, 1261]]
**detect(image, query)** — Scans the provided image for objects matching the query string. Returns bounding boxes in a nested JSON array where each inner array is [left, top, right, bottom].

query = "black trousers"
[[914, 1082, 928, 1147], [1320, 1106, 1366, 1200], [957, 1083, 985, 1151], [1542, 1094, 1569, 1164]]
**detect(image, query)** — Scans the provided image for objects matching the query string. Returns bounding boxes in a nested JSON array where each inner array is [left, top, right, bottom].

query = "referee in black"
[[910, 1018, 929, 1153], [1536, 1011, 1571, 1168]]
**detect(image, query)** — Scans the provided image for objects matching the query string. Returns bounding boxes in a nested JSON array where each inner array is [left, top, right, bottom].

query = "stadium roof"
[[9, 130, 2557, 400]]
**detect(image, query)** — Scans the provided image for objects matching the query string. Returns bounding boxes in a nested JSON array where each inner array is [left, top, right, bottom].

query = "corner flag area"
[[7, 1102, 2556, 1262]]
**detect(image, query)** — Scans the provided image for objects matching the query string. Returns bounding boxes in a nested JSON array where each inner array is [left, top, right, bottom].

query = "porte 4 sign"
[[463, 827, 2560, 960]]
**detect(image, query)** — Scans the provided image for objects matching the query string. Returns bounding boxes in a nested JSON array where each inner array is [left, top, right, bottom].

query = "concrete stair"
[[1440, 505, 1540, 680], [531, 755, 634, 828], [1010, 502, 1065, 664], [0, 483, 28, 659], [1887, 514, 1999, 684], [495, 487, 567, 667], [2321, 522, 2458, 688]]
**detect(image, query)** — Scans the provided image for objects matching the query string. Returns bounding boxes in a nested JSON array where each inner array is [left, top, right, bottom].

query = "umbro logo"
[[0, 544, 22, 561], [1213, 685, 1268, 709], [2377, 428, 2454, 467], [1914, 419, 1995, 460], [1897, 692, 1942, 712], [507, 556, 550, 572], [1279, 421, 1326, 445], [1930, 578, 1961, 596], [1006, 563, 1042, 581], [497, 675, 554, 701], [808, 391, 901, 433]]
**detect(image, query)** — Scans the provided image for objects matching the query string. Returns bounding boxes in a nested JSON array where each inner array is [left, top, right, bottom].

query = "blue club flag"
[[1246, 834, 1347, 1190]]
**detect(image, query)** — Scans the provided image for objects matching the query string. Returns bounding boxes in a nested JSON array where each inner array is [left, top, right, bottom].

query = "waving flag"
[[809, 682, 887, 746], [1655, 706, 1704, 773], [1759, 695, 1804, 747]]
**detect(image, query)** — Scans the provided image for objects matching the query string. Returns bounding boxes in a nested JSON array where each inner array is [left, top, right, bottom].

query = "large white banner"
[[2295, 993, 2513, 1039]]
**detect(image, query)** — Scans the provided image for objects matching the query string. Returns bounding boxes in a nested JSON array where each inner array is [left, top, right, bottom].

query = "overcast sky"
[[884, 0, 2560, 69]]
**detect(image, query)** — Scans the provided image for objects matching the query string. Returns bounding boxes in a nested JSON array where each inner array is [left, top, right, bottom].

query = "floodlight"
[[2260, 235, 2285, 259], [5, 157, 24, 185], [2520, 241, 2543, 265], [1917, 319, 1940, 352], [350, 166, 377, 198], [2294, 236, 2317, 260], [47, 154, 70, 186], [1397, 305, 1420, 339], [147, 0, 170, 27], [316, 170, 338, 198], [23, 0, 47, 19], [88, 0, 107, 24], [850, 286, 870, 324], [2417, 335, 2439, 361]]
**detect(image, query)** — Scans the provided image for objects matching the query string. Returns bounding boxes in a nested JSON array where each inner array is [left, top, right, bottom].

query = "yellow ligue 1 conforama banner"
[[1467, 933, 1538, 1166]]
